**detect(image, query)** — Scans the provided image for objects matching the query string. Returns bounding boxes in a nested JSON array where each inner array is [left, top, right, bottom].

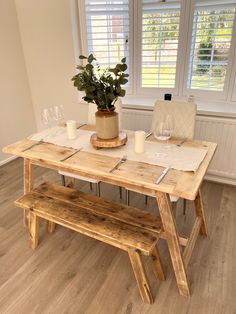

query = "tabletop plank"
[[2, 136, 217, 200]]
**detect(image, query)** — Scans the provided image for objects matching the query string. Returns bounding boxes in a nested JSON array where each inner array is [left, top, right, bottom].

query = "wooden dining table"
[[2, 127, 217, 298]]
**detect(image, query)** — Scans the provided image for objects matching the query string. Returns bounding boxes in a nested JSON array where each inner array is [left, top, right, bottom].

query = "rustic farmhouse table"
[[3, 129, 217, 298]]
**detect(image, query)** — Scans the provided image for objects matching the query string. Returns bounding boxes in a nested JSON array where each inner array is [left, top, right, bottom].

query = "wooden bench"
[[15, 182, 165, 304]]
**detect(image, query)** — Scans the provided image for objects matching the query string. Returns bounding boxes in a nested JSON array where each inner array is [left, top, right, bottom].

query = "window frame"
[[182, 0, 236, 101], [134, 0, 185, 97], [74, 0, 236, 104], [227, 6, 236, 102]]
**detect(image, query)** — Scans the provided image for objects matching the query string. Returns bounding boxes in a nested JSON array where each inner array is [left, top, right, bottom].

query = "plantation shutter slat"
[[85, 0, 129, 70], [187, 0, 236, 91], [141, 0, 181, 88]]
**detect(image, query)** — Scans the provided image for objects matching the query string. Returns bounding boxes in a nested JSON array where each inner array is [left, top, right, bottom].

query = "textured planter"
[[95, 110, 119, 139]]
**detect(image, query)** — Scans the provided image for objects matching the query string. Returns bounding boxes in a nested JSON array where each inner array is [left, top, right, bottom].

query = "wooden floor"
[[0, 159, 236, 314]]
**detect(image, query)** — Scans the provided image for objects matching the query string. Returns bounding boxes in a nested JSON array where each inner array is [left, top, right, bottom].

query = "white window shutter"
[[141, 0, 181, 88], [187, 0, 236, 91], [84, 0, 129, 69]]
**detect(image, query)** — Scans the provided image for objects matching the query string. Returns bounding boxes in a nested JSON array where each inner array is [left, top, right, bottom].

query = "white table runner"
[[30, 126, 208, 172]]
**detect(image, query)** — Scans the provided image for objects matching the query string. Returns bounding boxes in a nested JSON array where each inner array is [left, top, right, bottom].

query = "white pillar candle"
[[134, 130, 146, 153], [66, 120, 77, 139]]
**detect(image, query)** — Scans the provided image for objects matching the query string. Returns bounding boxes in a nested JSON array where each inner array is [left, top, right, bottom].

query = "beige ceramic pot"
[[95, 109, 119, 139]]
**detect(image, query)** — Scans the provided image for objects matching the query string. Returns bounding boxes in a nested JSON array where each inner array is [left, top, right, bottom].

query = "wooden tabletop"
[[2, 133, 217, 201]]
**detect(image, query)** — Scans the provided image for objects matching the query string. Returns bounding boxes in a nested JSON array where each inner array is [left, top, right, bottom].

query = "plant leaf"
[[86, 64, 93, 71], [87, 86, 96, 92], [107, 93, 115, 101], [76, 65, 84, 70], [120, 64, 127, 71], [118, 89, 126, 97], [116, 64, 122, 71], [88, 54, 96, 63], [119, 78, 128, 85]]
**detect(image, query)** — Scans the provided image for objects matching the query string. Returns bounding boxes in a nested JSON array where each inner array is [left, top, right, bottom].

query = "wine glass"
[[163, 115, 174, 139], [154, 120, 171, 140], [41, 108, 52, 127], [154, 115, 174, 151], [162, 115, 174, 149], [50, 105, 64, 125]]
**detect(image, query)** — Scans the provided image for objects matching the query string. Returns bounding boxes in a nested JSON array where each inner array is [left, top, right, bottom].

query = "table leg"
[[194, 189, 208, 236], [156, 191, 190, 297], [23, 159, 33, 227]]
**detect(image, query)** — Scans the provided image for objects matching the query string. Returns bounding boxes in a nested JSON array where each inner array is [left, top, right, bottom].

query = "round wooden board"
[[90, 132, 128, 149]]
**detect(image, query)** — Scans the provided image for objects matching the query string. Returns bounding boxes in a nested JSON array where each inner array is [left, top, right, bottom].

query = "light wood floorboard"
[[0, 159, 236, 314]]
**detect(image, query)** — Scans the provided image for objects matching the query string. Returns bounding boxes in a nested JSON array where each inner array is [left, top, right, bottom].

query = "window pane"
[[85, 0, 129, 70], [187, 1, 236, 91], [141, 0, 181, 88]]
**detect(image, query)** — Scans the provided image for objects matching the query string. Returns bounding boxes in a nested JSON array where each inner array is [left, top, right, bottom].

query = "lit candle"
[[134, 130, 146, 153], [66, 120, 77, 139]]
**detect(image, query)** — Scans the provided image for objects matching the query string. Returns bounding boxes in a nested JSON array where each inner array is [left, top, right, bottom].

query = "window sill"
[[122, 95, 236, 119]]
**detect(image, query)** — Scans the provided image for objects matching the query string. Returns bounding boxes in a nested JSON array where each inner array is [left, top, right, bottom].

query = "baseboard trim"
[[0, 155, 18, 167], [205, 174, 236, 186]]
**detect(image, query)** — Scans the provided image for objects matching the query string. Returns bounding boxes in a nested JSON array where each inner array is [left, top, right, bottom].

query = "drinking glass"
[[163, 115, 174, 139], [154, 115, 174, 148], [51, 105, 64, 125], [41, 108, 52, 127]]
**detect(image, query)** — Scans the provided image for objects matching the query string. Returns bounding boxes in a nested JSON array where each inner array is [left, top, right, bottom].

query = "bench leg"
[[194, 190, 208, 236], [128, 249, 154, 304], [47, 221, 56, 233], [151, 246, 166, 281], [29, 211, 39, 249]]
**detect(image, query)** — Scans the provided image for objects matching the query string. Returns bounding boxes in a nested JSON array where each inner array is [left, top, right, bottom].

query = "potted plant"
[[72, 54, 129, 139]]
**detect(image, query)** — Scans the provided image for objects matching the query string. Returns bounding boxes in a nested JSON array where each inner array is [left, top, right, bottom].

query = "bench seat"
[[15, 182, 165, 303]]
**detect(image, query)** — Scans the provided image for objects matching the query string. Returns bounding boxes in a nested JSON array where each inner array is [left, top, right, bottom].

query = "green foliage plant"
[[72, 54, 129, 111]]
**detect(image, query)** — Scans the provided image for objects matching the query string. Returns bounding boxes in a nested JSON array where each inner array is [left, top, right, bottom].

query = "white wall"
[[0, 0, 36, 164], [15, 0, 87, 130]]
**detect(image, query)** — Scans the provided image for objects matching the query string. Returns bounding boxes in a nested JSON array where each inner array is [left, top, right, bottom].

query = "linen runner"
[[29, 126, 208, 172]]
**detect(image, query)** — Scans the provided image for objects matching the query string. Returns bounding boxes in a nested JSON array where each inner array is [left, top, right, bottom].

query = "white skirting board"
[[0, 155, 17, 167], [122, 108, 236, 186]]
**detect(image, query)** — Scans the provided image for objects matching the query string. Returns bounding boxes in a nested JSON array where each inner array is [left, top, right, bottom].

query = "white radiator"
[[122, 108, 236, 185]]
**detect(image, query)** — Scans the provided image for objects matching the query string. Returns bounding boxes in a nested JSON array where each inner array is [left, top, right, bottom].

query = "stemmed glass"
[[41, 108, 53, 140], [41, 108, 52, 127], [154, 115, 174, 150], [162, 115, 174, 140], [50, 105, 64, 126]]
